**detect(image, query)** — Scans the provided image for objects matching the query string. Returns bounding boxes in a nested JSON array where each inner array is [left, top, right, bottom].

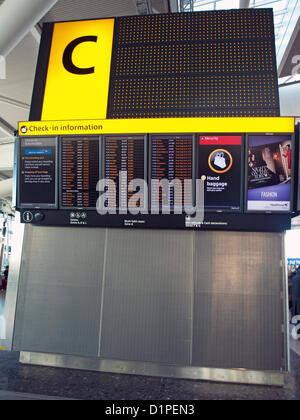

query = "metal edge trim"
[[19, 351, 285, 387], [282, 232, 291, 371]]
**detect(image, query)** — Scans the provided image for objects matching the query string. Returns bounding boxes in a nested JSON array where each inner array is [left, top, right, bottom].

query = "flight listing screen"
[[19, 137, 57, 208], [104, 135, 147, 211], [198, 135, 242, 211], [150, 135, 194, 211], [60, 137, 100, 209]]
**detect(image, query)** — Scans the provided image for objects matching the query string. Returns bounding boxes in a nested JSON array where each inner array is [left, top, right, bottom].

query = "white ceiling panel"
[[0, 33, 38, 105], [41, 0, 139, 23], [0, 143, 14, 171], [0, 102, 29, 130]]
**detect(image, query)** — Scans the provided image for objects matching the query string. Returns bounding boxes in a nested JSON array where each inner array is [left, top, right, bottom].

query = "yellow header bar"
[[18, 117, 295, 137]]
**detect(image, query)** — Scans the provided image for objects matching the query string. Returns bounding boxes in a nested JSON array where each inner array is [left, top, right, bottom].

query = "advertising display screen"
[[19, 137, 57, 209], [247, 135, 293, 212], [104, 135, 147, 211], [150, 135, 194, 211], [198, 135, 242, 211], [60, 136, 99, 209]]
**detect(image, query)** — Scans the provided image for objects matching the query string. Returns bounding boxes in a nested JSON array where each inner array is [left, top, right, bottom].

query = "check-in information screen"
[[19, 137, 57, 208]]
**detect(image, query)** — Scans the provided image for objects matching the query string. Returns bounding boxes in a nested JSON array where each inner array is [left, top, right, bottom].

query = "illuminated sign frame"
[[18, 117, 295, 137]]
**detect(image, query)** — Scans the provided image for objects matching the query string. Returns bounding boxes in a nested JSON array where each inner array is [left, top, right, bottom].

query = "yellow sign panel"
[[18, 117, 295, 136], [41, 19, 115, 121]]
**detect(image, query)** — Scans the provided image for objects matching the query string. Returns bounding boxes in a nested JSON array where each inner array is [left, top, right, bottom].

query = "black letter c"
[[63, 36, 98, 75]]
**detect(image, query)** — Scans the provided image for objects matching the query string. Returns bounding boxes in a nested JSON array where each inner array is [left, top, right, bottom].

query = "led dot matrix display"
[[107, 9, 279, 119]]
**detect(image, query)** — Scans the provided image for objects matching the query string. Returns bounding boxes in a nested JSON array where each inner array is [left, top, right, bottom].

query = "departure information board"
[[19, 137, 57, 209], [198, 135, 243, 211], [150, 135, 194, 211], [104, 135, 147, 210], [60, 137, 99, 209], [107, 10, 279, 120]]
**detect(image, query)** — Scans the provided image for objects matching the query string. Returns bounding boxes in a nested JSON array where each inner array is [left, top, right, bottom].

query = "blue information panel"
[[19, 137, 57, 209]]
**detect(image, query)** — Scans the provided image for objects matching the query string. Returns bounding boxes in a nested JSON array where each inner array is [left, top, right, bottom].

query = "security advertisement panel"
[[198, 135, 242, 211], [247, 135, 292, 212], [19, 137, 57, 209]]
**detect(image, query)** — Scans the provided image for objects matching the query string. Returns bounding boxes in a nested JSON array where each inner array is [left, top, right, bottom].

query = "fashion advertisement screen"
[[198, 135, 242, 211], [247, 135, 292, 212]]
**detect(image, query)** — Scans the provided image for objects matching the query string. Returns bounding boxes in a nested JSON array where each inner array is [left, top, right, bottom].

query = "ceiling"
[[41, 0, 156, 22], [0, 0, 299, 213]]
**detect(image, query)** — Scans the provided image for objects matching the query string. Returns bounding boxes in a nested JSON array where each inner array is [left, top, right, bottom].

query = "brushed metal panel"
[[193, 293, 282, 370], [192, 231, 284, 371], [100, 229, 194, 365], [193, 232, 282, 296], [281, 234, 290, 372], [13, 225, 106, 356], [12, 226, 287, 377]]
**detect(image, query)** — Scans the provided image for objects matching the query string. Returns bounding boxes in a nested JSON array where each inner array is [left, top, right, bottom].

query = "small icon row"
[[70, 212, 87, 219], [23, 211, 33, 222], [22, 211, 45, 223]]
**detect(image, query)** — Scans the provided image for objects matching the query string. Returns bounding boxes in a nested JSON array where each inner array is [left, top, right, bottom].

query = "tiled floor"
[[0, 348, 297, 400], [0, 292, 299, 400]]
